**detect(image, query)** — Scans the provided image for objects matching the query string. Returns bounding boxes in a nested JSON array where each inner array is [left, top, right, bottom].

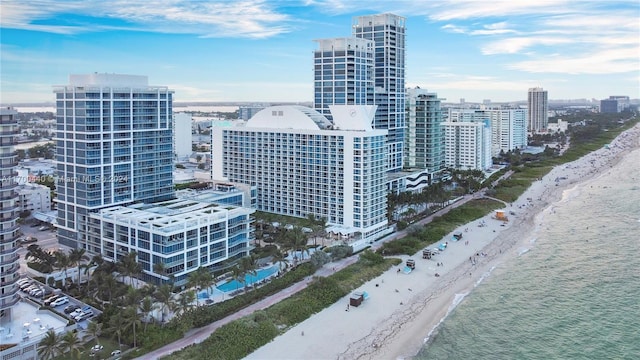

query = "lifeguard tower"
[[494, 210, 508, 222]]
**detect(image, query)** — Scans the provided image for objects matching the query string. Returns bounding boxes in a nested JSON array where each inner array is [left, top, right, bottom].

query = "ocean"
[[416, 148, 640, 360]]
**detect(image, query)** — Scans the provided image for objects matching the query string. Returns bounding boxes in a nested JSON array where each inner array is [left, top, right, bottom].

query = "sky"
[[1, 0, 639, 104]]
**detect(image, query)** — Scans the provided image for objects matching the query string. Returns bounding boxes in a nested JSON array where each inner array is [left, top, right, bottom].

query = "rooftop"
[[0, 300, 68, 350]]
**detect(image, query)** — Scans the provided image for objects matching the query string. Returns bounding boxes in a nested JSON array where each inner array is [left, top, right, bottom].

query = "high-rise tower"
[[527, 87, 548, 133], [313, 37, 374, 121], [353, 14, 406, 173], [405, 88, 444, 174], [0, 107, 20, 319], [54, 74, 174, 251]]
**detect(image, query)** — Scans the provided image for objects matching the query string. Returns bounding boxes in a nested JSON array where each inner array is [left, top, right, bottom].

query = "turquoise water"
[[416, 148, 640, 359], [216, 265, 279, 293]]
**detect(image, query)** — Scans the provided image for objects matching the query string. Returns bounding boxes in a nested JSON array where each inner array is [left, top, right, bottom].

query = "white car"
[[74, 309, 94, 322], [50, 296, 69, 307]]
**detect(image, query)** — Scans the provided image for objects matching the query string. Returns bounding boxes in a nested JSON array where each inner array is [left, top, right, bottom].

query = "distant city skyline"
[[1, 0, 639, 104]]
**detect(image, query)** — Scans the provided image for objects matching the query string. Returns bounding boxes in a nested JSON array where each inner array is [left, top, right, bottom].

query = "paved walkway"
[[136, 190, 499, 359]]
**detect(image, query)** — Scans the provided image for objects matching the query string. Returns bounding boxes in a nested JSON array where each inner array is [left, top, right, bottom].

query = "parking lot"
[[17, 277, 101, 325]]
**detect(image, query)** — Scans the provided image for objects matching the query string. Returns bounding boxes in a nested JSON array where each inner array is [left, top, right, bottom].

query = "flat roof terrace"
[[0, 300, 68, 350]]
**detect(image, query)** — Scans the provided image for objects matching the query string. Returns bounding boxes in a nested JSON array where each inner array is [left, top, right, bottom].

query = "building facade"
[[16, 183, 51, 213], [313, 37, 374, 120], [173, 113, 193, 161], [442, 112, 492, 171], [353, 14, 406, 175], [405, 87, 445, 174], [0, 107, 20, 319], [211, 105, 390, 242], [54, 74, 175, 251], [486, 108, 527, 156], [87, 198, 254, 286], [527, 87, 548, 133]]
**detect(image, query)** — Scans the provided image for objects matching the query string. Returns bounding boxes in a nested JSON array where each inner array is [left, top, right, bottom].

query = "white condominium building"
[[88, 198, 254, 286], [485, 108, 527, 156], [443, 111, 492, 171], [212, 105, 389, 242]]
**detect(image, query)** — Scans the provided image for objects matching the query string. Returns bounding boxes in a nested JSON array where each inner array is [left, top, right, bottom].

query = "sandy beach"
[[246, 123, 640, 360]]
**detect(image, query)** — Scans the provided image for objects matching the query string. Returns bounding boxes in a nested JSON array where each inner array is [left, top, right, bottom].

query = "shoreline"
[[246, 123, 640, 360]]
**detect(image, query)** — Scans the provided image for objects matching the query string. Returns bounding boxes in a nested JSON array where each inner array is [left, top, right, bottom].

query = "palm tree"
[[139, 295, 155, 332], [154, 283, 175, 324], [239, 256, 257, 291], [54, 251, 72, 286], [118, 251, 142, 287], [174, 290, 196, 316], [60, 331, 82, 359], [287, 227, 309, 266], [153, 261, 167, 283], [186, 267, 213, 303], [108, 313, 126, 349], [97, 272, 118, 303], [231, 265, 245, 292], [124, 287, 143, 307], [84, 321, 103, 346], [271, 248, 288, 272], [25, 244, 56, 273], [69, 248, 89, 285], [122, 305, 142, 348], [37, 329, 62, 360]]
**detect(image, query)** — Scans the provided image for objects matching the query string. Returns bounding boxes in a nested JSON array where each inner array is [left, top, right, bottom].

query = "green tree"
[[37, 329, 62, 360], [139, 295, 155, 332], [122, 305, 142, 348], [69, 248, 89, 285], [118, 251, 142, 287], [85, 321, 103, 346], [108, 312, 126, 349], [54, 251, 72, 286], [174, 290, 196, 316], [154, 284, 175, 324], [60, 331, 83, 359]]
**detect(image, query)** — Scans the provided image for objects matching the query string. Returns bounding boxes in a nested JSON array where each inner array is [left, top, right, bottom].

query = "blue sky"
[[1, 0, 639, 104]]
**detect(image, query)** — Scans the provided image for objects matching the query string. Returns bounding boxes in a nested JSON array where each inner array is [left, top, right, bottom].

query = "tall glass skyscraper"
[[527, 87, 548, 133], [313, 37, 374, 121], [353, 14, 406, 174], [405, 88, 445, 174], [0, 107, 20, 319], [54, 74, 175, 251]]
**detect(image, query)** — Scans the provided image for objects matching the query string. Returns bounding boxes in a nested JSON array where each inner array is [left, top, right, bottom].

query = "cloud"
[[0, 0, 291, 38], [509, 47, 640, 74]]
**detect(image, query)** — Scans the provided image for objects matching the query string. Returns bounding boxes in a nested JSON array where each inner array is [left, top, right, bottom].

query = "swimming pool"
[[216, 265, 279, 293]]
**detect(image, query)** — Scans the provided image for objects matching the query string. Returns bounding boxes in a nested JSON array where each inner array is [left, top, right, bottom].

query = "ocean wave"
[[518, 248, 530, 256], [421, 292, 469, 346], [474, 265, 496, 288]]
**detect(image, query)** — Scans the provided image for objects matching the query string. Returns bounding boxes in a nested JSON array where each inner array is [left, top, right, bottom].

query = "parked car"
[[44, 295, 61, 306], [111, 350, 121, 357], [74, 309, 94, 322], [17, 278, 31, 286], [70, 306, 90, 318], [29, 287, 43, 296], [19, 237, 38, 244], [50, 296, 69, 307], [38, 226, 48, 231], [22, 285, 38, 293], [64, 304, 81, 314], [19, 282, 33, 290]]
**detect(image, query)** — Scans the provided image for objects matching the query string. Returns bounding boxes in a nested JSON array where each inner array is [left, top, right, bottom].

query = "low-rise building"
[[16, 183, 51, 212], [87, 198, 254, 286]]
